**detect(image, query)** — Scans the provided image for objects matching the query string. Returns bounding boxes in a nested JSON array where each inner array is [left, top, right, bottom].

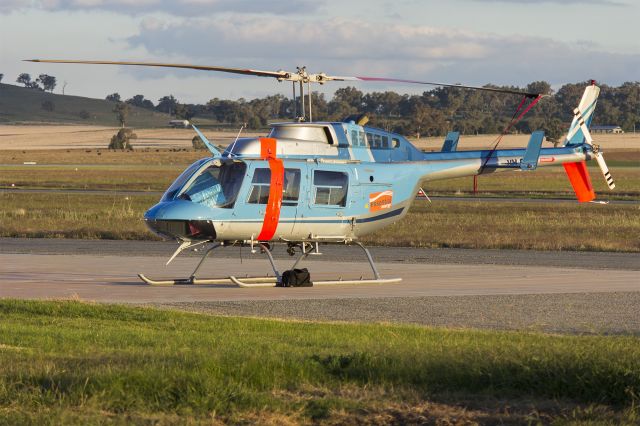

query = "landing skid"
[[138, 274, 277, 286], [138, 241, 401, 287]]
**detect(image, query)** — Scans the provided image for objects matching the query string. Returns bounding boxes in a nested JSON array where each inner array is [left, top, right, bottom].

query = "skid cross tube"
[[355, 242, 381, 280], [259, 243, 282, 283], [189, 243, 222, 280]]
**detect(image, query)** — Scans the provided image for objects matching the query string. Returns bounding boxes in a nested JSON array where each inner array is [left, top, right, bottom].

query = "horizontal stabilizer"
[[520, 131, 544, 171], [441, 132, 460, 152], [563, 161, 595, 202]]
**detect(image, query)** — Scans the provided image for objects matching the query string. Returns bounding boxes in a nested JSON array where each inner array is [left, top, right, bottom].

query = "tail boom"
[[419, 145, 589, 182]]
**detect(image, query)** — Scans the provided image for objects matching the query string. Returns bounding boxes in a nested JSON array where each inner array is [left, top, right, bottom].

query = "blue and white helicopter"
[[28, 60, 616, 287]]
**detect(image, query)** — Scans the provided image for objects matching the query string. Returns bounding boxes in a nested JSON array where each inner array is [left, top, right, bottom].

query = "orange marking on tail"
[[563, 161, 595, 202]]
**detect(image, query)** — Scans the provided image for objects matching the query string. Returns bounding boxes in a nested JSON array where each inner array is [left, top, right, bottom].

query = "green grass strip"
[[0, 300, 639, 423]]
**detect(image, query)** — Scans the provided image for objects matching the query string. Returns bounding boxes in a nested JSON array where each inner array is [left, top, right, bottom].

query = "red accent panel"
[[257, 138, 284, 241], [563, 161, 595, 202], [260, 137, 277, 159]]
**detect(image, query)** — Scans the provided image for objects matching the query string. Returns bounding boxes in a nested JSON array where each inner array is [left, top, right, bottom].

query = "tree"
[[174, 103, 195, 120], [113, 102, 129, 127], [126, 94, 154, 109], [526, 81, 553, 96], [108, 128, 136, 150], [16, 73, 32, 87], [105, 93, 121, 102], [192, 135, 207, 150], [37, 74, 56, 92], [157, 95, 178, 114]]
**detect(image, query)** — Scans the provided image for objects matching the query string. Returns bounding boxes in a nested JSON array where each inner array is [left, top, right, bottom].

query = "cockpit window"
[[161, 158, 210, 202], [178, 161, 247, 208]]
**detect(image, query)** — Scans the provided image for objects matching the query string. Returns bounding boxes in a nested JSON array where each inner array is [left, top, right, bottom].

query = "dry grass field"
[[0, 125, 263, 150], [1, 124, 639, 151]]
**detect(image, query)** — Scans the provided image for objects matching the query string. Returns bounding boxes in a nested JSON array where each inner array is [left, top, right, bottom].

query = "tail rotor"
[[563, 82, 616, 199]]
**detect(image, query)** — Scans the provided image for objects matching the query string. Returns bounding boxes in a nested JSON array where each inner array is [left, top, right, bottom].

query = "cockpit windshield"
[[177, 161, 247, 208], [161, 158, 210, 202]]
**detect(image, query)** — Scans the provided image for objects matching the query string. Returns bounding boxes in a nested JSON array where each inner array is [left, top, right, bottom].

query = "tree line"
[[13, 72, 57, 92], [4, 71, 637, 140], [104, 81, 639, 141]]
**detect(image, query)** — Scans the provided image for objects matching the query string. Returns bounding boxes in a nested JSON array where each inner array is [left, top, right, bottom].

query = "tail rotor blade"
[[594, 151, 616, 190]]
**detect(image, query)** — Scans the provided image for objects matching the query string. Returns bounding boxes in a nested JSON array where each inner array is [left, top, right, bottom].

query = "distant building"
[[169, 119, 190, 128], [591, 125, 624, 134]]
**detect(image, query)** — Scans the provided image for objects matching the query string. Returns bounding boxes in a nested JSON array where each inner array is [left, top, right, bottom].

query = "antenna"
[[227, 122, 245, 157]]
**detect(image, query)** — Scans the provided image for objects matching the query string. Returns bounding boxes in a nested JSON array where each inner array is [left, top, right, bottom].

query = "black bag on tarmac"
[[280, 268, 312, 287]]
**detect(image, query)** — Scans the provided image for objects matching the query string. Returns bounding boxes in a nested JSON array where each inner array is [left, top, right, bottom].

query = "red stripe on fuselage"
[[257, 138, 284, 241]]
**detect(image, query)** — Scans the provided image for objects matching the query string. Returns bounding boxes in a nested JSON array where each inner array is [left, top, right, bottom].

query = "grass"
[[0, 148, 205, 166], [0, 165, 181, 191], [425, 165, 640, 200], [0, 192, 159, 240], [0, 299, 638, 424], [0, 83, 172, 127], [1, 192, 639, 252], [364, 200, 640, 252]]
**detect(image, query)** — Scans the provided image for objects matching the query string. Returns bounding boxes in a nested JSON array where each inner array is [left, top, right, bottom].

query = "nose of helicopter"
[[144, 200, 216, 240]]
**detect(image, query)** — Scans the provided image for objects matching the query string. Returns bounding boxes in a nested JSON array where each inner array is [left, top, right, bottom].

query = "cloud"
[[0, 0, 32, 13], [465, 0, 627, 5], [123, 16, 640, 87], [1, 0, 325, 15]]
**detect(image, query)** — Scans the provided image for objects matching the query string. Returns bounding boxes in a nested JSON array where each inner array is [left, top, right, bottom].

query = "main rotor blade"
[[25, 59, 291, 80], [328, 75, 541, 97], [25, 59, 542, 97]]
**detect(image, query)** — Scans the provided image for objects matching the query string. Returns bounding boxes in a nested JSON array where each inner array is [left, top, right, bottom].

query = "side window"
[[350, 130, 358, 147], [247, 168, 270, 204], [313, 170, 348, 207], [351, 130, 365, 147], [283, 169, 301, 205], [392, 137, 400, 148], [381, 136, 389, 149], [248, 168, 301, 205], [366, 133, 373, 148], [373, 134, 382, 149]]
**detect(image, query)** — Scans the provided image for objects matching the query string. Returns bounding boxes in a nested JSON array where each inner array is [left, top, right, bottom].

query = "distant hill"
[[0, 83, 173, 127]]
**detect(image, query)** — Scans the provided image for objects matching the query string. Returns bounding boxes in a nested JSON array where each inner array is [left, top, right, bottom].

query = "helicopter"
[[27, 59, 616, 287]]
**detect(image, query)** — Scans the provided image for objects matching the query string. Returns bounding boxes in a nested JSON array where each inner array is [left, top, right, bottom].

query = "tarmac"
[[1, 238, 638, 333]]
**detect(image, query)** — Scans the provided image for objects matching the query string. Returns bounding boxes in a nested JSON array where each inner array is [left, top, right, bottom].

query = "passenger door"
[[242, 162, 303, 239], [297, 167, 352, 239]]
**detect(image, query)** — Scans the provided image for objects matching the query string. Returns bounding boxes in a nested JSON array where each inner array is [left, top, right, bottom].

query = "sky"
[[1, 0, 639, 104]]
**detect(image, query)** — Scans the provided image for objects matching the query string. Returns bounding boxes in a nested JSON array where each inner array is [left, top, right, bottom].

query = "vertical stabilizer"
[[563, 161, 595, 202], [564, 82, 600, 146], [441, 132, 460, 152]]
